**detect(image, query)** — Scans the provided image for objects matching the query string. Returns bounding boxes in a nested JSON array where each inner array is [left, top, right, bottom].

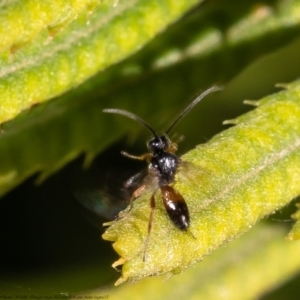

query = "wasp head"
[[147, 135, 171, 154]]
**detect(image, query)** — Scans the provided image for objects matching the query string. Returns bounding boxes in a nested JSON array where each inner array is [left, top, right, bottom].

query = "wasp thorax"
[[147, 135, 171, 153]]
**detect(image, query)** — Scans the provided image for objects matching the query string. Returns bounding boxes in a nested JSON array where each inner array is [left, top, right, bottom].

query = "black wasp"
[[103, 86, 221, 260]]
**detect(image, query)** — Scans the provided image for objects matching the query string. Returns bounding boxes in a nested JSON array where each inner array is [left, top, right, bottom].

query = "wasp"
[[103, 86, 221, 260]]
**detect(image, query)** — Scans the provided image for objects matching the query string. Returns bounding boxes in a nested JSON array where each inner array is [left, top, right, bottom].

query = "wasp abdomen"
[[160, 185, 190, 230]]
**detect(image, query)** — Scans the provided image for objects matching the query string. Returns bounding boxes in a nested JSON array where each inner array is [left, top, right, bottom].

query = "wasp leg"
[[167, 142, 178, 153], [143, 189, 157, 261], [117, 184, 146, 220], [129, 184, 146, 210], [121, 151, 152, 161]]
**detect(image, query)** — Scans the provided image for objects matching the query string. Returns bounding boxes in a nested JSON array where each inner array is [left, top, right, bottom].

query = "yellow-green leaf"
[[103, 80, 300, 284], [0, 0, 99, 53], [287, 203, 300, 240], [0, 0, 201, 123], [97, 224, 300, 299]]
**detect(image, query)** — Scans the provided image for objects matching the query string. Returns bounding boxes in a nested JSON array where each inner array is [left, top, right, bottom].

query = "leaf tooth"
[[112, 257, 127, 269], [222, 118, 239, 125], [115, 275, 128, 286], [84, 152, 96, 168], [275, 83, 290, 89], [243, 99, 260, 107]]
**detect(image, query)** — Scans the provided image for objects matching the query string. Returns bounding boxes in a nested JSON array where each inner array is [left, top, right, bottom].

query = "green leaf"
[[102, 80, 300, 284], [287, 202, 300, 240], [1, 0, 300, 198], [0, 0, 99, 53], [97, 224, 300, 299], [2, 0, 300, 296], [0, 0, 201, 122]]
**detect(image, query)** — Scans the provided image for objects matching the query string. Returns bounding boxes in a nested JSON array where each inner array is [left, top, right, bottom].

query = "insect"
[[103, 86, 221, 260]]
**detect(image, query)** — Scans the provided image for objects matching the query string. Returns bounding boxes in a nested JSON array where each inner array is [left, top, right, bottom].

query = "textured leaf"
[[1, 0, 300, 198], [1, 0, 300, 297], [0, 0, 99, 53], [102, 80, 300, 284], [96, 224, 300, 299], [0, 0, 201, 122], [287, 203, 300, 240]]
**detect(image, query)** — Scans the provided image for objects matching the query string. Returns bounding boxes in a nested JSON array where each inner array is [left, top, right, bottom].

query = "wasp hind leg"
[[143, 189, 157, 261]]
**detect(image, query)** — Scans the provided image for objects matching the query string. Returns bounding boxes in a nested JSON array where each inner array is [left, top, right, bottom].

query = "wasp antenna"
[[165, 86, 223, 134], [103, 108, 158, 138]]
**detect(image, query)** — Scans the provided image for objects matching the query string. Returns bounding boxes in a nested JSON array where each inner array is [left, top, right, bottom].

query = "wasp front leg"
[[121, 151, 152, 162]]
